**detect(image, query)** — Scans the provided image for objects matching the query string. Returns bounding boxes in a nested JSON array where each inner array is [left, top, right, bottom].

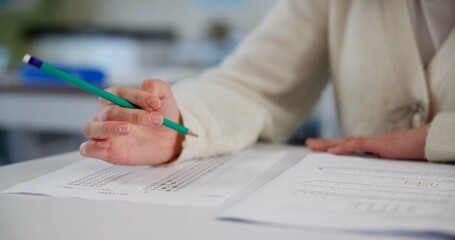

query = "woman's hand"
[[305, 125, 430, 161], [79, 79, 184, 165]]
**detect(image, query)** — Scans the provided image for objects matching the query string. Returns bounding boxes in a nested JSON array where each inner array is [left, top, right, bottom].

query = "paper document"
[[2, 149, 286, 207], [220, 153, 455, 235]]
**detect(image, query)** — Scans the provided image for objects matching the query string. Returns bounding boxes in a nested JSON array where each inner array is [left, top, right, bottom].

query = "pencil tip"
[[187, 130, 198, 138]]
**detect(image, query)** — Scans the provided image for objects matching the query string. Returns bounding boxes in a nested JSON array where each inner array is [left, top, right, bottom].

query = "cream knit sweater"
[[172, 0, 455, 162]]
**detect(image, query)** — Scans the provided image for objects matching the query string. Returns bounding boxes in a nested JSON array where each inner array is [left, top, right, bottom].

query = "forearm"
[[172, 0, 330, 161]]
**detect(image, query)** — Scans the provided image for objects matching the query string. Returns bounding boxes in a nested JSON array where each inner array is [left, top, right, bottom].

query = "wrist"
[[169, 114, 185, 161]]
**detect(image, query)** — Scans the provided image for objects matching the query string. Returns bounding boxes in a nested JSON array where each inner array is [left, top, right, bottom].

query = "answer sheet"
[[220, 153, 455, 235], [2, 149, 286, 207]]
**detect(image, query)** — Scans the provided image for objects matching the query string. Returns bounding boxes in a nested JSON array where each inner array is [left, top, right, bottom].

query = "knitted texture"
[[172, 0, 455, 162]]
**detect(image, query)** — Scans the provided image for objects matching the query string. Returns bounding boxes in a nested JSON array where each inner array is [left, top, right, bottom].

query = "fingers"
[[94, 105, 163, 126], [100, 86, 162, 110], [306, 137, 372, 155], [83, 121, 131, 139], [80, 140, 110, 161], [306, 128, 428, 160], [306, 138, 347, 151], [326, 138, 367, 155], [140, 79, 171, 99], [80, 140, 128, 165]]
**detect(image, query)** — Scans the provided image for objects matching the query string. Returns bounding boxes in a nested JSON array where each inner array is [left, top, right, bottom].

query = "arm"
[[174, 0, 330, 160], [80, 0, 330, 165]]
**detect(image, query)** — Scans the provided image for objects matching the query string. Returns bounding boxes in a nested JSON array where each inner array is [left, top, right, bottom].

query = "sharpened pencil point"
[[187, 130, 198, 138]]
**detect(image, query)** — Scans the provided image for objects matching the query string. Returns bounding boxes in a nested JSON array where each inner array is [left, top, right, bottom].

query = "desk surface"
[[0, 145, 438, 240]]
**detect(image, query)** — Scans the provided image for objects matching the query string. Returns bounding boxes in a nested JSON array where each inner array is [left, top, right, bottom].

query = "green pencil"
[[23, 54, 198, 137]]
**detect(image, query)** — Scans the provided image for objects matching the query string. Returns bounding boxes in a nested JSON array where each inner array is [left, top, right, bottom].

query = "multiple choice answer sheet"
[[220, 153, 455, 235], [1, 149, 286, 207]]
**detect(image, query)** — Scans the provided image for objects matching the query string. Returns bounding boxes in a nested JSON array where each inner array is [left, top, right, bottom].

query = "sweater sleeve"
[[172, 0, 329, 161], [425, 112, 455, 162]]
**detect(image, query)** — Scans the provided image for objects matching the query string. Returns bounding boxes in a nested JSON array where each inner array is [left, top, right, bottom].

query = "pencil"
[[22, 54, 198, 137]]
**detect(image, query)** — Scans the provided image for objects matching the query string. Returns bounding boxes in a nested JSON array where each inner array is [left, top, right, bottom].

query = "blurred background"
[[0, 0, 339, 166]]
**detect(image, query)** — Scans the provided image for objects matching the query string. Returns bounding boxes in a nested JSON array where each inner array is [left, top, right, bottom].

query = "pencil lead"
[[187, 130, 198, 138]]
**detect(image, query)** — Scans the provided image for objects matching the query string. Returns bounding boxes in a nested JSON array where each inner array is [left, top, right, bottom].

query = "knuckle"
[[133, 92, 142, 105], [131, 111, 142, 124], [106, 87, 118, 95], [147, 80, 158, 90], [104, 105, 118, 120], [140, 79, 154, 89], [83, 124, 92, 137], [93, 108, 104, 121], [158, 80, 171, 91], [115, 86, 127, 96], [102, 123, 111, 135], [141, 79, 167, 91]]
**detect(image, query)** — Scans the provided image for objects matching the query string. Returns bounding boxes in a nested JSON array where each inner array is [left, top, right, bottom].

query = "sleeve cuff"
[[425, 112, 455, 162], [172, 86, 232, 162], [173, 91, 208, 162]]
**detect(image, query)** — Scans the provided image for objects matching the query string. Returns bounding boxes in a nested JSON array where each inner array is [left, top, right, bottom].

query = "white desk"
[[0, 144, 438, 240]]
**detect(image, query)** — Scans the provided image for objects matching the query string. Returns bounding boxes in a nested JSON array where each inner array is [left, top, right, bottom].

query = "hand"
[[80, 79, 184, 165], [305, 125, 430, 161]]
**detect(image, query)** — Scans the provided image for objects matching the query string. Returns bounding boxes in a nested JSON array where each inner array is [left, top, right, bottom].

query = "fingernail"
[[116, 124, 130, 134], [96, 141, 108, 148], [147, 96, 160, 109], [149, 113, 162, 125], [79, 142, 87, 155]]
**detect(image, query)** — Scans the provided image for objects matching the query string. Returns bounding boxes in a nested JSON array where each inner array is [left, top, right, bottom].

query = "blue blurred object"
[[19, 64, 106, 87]]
